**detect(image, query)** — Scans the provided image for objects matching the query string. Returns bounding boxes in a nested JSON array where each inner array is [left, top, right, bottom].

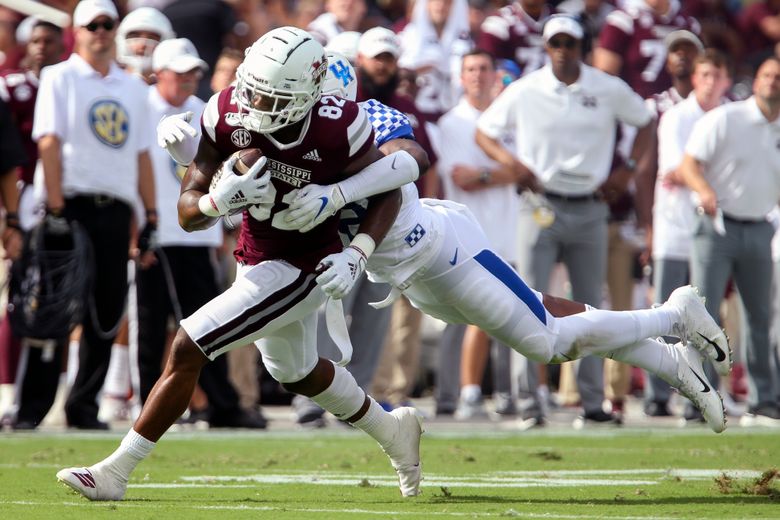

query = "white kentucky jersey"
[[147, 87, 221, 248], [32, 54, 151, 205], [335, 98, 438, 287]]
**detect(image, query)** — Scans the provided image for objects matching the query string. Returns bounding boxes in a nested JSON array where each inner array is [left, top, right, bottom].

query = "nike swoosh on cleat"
[[315, 197, 329, 219], [391, 156, 398, 170], [449, 248, 458, 266], [697, 332, 726, 362], [690, 368, 711, 393]]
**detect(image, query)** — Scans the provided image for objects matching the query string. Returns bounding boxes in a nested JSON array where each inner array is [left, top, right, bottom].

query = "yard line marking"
[[4, 500, 769, 520]]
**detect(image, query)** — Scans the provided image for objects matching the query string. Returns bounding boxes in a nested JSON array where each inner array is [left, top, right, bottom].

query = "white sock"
[[308, 363, 397, 446], [353, 398, 398, 446], [606, 338, 678, 380], [460, 384, 481, 403], [309, 363, 366, 420], [103, 344, 130, 398], [555, 307, 675, 358], [94, 429, 155, 481], [66, 340, 80, 389]]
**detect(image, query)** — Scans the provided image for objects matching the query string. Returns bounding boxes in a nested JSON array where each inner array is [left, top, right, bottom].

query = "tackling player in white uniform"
[[159, 52, 732, 436]]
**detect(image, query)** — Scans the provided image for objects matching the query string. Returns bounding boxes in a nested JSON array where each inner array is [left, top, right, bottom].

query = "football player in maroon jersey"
[[595, 0, 700, 99], [56, 27, 425, 500], [478, 0, 553, 74]]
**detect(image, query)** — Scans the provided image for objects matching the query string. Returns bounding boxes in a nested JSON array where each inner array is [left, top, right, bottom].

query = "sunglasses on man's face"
[[85, 20, 116, 32], [547, 38, 578, 50]]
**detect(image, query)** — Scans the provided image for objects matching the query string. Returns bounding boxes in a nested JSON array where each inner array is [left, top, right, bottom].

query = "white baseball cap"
[[358, 27, 400, 59], [152, 38, 208, 73], [326, 31, 361, 64], [542, 15, 584, 42], [73, 0, 119, 27], [664, 30, 704, 52]]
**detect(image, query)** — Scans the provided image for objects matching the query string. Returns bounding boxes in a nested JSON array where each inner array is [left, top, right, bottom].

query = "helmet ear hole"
[[234, 27, 327, 134]]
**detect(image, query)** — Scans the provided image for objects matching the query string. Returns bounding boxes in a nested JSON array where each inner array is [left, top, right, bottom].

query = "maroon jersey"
[[0, 70, 39, 183], [740, 2, 778, 56], [478, 2, 553, 75], [598, 2, 700, 99], [202, 87, 374, 272]]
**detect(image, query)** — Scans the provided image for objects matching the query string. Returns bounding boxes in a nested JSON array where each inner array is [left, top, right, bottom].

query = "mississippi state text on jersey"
[[202, 86, 374, 271], [598, 2, 700, 98]]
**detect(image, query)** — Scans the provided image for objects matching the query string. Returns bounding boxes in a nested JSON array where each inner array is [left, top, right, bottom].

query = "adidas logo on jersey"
[[302, 149, 322, 161]]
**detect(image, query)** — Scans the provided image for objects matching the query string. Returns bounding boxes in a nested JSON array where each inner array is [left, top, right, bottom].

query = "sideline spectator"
[[680, 56, 780, 426], [434, 50, 520, 419], [141, 38, 266, 429], [478, 0, 553, 74], [476, 15, 654, 427], [33, 0, 157, 430], [1, 19, 65, 430]]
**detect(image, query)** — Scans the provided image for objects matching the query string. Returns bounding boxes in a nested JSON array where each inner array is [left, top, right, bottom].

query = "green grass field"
[[1, 428, 778, 519]]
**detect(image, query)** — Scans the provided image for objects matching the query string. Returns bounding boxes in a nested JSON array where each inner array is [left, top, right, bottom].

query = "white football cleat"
[[662, 342, 726, 433], [56, 465, 127, 501], [382, 407, 424, 497], [666, 285, 732, 376]]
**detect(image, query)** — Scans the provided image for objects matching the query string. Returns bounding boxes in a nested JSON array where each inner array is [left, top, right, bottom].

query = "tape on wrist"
[[349, 233, 375, 259], [198, 194, 221, 217]]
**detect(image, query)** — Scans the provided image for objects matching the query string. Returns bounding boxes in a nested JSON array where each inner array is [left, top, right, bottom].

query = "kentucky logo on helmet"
[[329, 60, 354, 87], [89, 99, 129, 148]]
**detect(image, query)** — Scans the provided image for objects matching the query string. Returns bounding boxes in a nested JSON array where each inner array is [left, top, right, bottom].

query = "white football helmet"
[[323, 51, 358, 101], [234, 26, 327, 134], [116, 7, 175, 73]]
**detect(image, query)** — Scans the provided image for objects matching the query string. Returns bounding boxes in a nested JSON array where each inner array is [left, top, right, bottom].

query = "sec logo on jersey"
[[89, 99, 129, 148], [231, 128, 252, 148]]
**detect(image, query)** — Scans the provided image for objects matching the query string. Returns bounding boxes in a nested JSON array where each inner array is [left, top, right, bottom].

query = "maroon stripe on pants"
[[200, 273, 318, 356]]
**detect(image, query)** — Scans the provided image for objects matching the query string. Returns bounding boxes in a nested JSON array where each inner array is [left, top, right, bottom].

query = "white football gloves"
[[316, 245, 367, 299], [157, 111, 198, 165], [199, 155, 273, 217], [284, 183, 347, 232]]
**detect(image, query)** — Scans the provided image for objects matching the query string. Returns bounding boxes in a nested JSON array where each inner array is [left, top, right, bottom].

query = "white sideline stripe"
[[176, 468, 763, 487], [494, 469, 764, 479], [135, 477, 659, 489], [2, 500, 760, 520]]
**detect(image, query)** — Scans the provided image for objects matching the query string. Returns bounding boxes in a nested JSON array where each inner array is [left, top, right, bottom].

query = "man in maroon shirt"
[[478, 0, 553, 75], [56, 27, 424, 501], [0, 20, 64, 193], [0, 19, 64, 430], [595, 0, 700, 99]]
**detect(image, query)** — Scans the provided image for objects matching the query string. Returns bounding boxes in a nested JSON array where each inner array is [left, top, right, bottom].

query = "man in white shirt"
[[435, 49, 520, 418], [476, 14, 654, 426], [33, 0, 157, 430], [140, 39, 266, 429], [680, 56, 780, 426], [646, 49, 732, 418]]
